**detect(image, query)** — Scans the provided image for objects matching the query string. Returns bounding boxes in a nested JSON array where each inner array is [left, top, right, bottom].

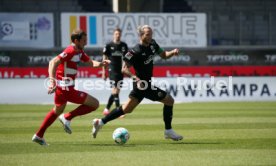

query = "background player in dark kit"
[[102, 28, 128, 116]]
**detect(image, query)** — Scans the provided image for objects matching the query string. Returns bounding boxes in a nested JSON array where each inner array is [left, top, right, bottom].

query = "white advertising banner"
[[61, 13, 207, 48], [0, 77, 275, 104], [1, 21, 30, 40], [0, 13, 54, 48], [157, 77, 276, 102]]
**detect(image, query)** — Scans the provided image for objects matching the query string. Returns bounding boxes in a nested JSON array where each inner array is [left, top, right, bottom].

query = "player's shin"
[[163, 105, 173, 129], [36, 109, 58, 138], [113, 94, 120, 109], [102, 106, 125, 124], [106, 94, 114, 109]]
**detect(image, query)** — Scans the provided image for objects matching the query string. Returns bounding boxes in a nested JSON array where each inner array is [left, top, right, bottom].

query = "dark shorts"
[[109, 72, 123, 81], [109, 78, 123, 88], [109, 72, 123, 88], [129, 83, 167, 103]]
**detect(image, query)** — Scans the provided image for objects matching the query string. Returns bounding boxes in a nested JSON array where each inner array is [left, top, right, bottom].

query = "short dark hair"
[[114, 27, 122, 33], [71, 29, 87, 42]]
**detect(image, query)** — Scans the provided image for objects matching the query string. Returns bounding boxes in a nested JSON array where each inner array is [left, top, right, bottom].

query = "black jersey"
[[123, 39, 163, 82], [103, 41, 128, 78]]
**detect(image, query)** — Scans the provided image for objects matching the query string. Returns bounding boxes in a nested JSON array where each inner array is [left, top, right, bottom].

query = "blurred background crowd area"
[[1, 0, 276, 46], [0, 0, 275, 78]]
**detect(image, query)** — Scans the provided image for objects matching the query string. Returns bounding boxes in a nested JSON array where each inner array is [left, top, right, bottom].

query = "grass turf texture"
[[0, 102, 276, 166]]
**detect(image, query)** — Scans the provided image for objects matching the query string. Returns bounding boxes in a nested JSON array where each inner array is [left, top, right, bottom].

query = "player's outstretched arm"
[[102, 55, 109, 80], [86, 60, 110, 68], [159, 48, 179, 59], [121, 61, 138, 80]]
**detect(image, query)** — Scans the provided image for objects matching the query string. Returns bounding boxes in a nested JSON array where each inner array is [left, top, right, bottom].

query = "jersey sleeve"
[[80, 51, 90, 62], [152, 39, 164, 54], [123, 49, 136, 65], [123, 43, 129, 55], [57, 48, 74, 63], [103, 44, 110, 56]]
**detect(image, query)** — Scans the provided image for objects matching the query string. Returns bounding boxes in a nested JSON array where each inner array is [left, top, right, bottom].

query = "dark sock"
[[163, 105, 173, 130], [113, 94, 120, 109], [106, 94, 114, 109], [102, 106, 125, 124]]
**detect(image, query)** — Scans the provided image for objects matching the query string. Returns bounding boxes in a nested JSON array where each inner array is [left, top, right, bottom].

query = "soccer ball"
[[112, 127, 130, 145]]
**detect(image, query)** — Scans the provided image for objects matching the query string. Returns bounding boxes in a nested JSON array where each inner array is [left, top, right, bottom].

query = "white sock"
[[99, 119, 104, 126], [165, 129, 173, 132]]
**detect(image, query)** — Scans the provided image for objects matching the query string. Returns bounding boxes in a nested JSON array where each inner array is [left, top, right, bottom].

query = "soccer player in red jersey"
[[32, 29, 110, 146]]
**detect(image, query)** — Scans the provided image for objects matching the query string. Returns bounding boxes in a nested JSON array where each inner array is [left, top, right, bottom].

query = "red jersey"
[[56, 45, 90, 87]]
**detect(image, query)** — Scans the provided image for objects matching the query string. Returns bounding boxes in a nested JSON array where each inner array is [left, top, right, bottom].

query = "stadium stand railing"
[[183, 0, 276, 46]]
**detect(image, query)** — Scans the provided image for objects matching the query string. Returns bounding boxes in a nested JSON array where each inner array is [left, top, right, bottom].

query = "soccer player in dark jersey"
[[92, 25, 183, 141], [102, 28, 128, 116], [31, 29, 110, 146]]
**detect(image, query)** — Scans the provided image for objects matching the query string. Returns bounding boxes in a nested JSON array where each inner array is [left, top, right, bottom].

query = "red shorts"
[[54, 87, 88, 106]]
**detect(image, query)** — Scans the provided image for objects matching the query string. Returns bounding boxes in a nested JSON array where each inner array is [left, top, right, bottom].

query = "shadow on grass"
[[58, 140, 224, 147], [0, 141, 229, 155], [168, 141, 225, 145]]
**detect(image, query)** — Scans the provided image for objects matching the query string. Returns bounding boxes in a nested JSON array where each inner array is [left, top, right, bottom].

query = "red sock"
[[64, 105, 96, 120], [36, 109, 58, 138]]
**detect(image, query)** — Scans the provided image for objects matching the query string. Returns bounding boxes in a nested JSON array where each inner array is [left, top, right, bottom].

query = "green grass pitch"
[[0, 102, 276, 166]]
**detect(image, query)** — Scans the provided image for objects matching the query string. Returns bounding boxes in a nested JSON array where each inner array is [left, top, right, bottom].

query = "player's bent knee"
[[122, 105, 134, 114], [84, 95, 99, 108], [54, 109, 63, 115], [164, 94, 174, 106], [123, 109, 133, 114], [88, 99, 99, 109], [169, 96, 175, 105], [94, 100, 100, 109], [53, 104, 66, 115]]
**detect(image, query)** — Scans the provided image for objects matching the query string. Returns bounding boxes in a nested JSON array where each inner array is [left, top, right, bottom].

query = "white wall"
[[0, 77, 275, 104]]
